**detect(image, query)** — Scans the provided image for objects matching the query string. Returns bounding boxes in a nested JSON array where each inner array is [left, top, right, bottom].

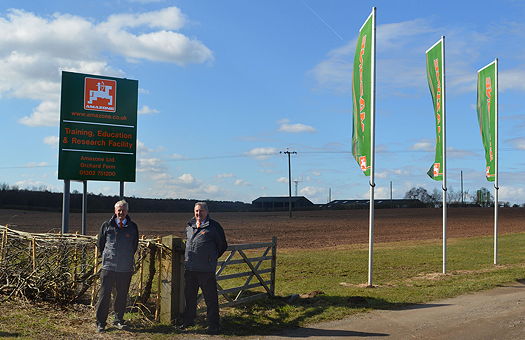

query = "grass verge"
[[2, 233, 525, 338]]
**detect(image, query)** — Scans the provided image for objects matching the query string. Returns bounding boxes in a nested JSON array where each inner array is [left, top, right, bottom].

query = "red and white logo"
[[433, 163, 440, 177], [360, 156, 367, 171], [486, 166, 491, 176], [84, 77, 116, 112]]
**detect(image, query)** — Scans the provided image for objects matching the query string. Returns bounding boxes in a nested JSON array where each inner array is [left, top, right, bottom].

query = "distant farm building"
[[252, 196, 314, 211], [324, 199, 426, 209]]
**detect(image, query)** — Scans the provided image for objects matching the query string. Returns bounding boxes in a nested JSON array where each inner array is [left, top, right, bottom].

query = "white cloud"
[[392, 169, 410, 176], [43, 135, 58, 147], [203, 185, 219, 194], [411, 140, 434, 152], [245, 147, 278, 160], [151, 173, 170, 181], [299, 186, 322, 196], [19, 100, 59, 126], [137, 157, 163, 172], [14, 179, 50, 190], [137, 140, 153, 154], [129, 0, 166, 4], [278, 119, 316, 133], [310, 19, 434, 94], [217, 173, 234, 179], [25, 161, 48, 168], [177, 173, 195, 184], [374, 186, 392, 200], [508, 137, 525, 150], [170, 153, 185, 159], [138, 105, 159, 115], [103, 6, 186, 31], [501, 68, 525, 92], [499, 186, 525, 204], [310, 17, 525, 97], [375, 171, 388, 179], [234, 179, 249, 186], [0, 7, 213, 127], [277, 177, 288, 183], [448, 147, 477, 159]]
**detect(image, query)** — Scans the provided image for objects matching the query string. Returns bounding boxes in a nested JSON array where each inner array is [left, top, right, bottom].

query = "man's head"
[[194, 202, 208, 224], [114, 200, 129, 220]]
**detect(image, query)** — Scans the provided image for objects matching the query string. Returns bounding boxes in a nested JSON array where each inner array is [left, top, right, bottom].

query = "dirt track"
[[258, 280, 525, 340], [2, 207, 524, 249]]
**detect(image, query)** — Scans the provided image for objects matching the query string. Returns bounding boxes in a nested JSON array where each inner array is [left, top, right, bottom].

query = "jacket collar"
[[188, 217, 210, 229], [111, 214, 131, 226]]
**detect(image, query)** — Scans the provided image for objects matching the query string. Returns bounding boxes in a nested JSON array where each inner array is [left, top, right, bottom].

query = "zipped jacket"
[[97, 215, 139, 273], [184, 217, 228, 272]]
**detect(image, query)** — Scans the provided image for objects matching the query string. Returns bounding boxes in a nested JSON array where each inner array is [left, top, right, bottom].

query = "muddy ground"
[[2, 207, 524, 248]]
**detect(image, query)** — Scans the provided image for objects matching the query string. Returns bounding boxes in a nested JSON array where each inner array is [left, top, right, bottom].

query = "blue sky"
[[1, 0, 524, 204]]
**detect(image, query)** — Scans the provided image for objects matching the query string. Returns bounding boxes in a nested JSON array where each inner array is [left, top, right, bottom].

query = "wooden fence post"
[[1, 225, 7, 262], [270, 236, 277, 296], [159, 235, 185, 324], [31, 238, 36, 272], [91, 246, 99, 306]]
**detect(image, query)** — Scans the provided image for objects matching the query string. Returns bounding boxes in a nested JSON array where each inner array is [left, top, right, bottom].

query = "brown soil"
[[1, 207, 524, 249]]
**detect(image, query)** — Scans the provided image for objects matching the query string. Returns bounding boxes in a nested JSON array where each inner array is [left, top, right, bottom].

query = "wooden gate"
[[200, 236, 277, 307]]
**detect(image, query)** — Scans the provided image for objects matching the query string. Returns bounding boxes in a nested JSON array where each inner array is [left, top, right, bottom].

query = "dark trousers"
[[183, 270, 220, 329], [95, 269, 133, 326]]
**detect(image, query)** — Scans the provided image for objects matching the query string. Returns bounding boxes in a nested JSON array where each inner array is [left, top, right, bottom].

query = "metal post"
[[442, 36, 447, 274], [390, 181, 394, 208], [61, 180, 70, 234], [82, 181, 87, 235], [367, 7, 377, 287], [287, 153, 292, 217], [120, 181, 125, 199], [494, 58, 499, 265], [460, 170, 464, 205]]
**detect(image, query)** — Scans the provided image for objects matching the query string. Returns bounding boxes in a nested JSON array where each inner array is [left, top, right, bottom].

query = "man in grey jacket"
[[95, 200, 139, 333], [181, 202, 227, 335]]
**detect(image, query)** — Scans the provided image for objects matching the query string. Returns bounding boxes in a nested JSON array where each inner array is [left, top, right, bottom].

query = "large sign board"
[[58, 71, 138, 182]]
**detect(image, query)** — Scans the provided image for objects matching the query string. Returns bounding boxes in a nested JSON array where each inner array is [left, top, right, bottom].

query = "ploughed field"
[[1, 207, 524, 249]]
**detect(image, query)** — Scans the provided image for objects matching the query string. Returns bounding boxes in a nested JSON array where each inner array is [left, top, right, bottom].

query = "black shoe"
[[96, 324, 105, 333], [206, 327, 220, 335], [177, 322, 195, 331]]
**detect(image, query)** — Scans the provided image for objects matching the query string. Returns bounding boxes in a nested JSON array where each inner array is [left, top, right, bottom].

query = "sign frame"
[[58, 71, 138, 182]]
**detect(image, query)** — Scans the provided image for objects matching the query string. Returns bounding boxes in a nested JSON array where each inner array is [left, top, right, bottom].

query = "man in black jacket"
[[95, 200, 139, 333], [181, 202, 228, 335]]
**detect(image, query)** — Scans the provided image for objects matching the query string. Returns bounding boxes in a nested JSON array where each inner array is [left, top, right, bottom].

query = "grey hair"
[[194, 201, 208, 211], [115, 200, 129, 210]]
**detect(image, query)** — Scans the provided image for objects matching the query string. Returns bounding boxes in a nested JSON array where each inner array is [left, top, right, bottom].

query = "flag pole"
[[441, 36, 447, 274], [494, 58, 499, 265], [367, 6, 377, 287]]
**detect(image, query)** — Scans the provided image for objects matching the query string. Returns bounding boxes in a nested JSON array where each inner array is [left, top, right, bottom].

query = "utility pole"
[[460, 170, 464, 205], [280, 149, 297, 218], [390, 181, 393, 208]]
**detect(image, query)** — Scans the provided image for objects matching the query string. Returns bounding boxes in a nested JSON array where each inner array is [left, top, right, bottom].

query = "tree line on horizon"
[[0, 183, 521, 212], [0, 183, 250, 213], [403, 186, 518, 208]]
